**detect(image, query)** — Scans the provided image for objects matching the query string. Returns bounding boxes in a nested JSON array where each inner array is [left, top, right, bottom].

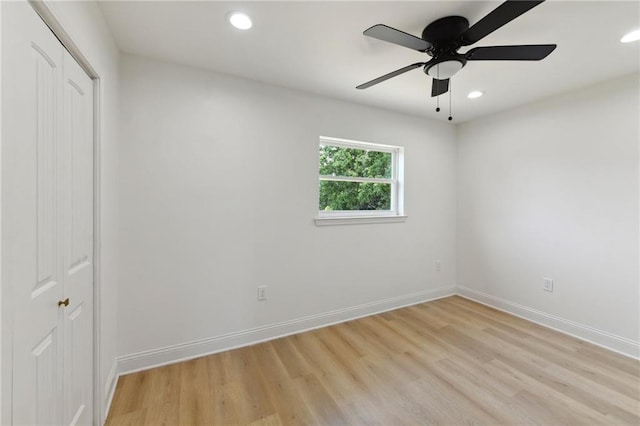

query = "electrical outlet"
[[435, 260, 442, 272], [257, 285, 267, 301], [543, 277, 553, 292]]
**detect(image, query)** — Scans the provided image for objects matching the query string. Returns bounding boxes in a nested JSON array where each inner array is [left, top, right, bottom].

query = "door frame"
[[1, 1, 104, 424]]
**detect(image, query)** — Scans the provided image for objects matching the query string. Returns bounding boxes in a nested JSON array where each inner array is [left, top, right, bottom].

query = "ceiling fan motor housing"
[[422, 16, 470, 51]]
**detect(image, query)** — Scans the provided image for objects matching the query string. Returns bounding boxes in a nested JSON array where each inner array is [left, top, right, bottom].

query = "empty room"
[[1, 0, 639, 425]]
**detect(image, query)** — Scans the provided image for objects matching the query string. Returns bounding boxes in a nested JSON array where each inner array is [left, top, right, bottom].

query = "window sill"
[[314, 215, 408, 226]]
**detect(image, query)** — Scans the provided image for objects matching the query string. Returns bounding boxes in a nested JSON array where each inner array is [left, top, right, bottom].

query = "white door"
[[2, 2, 94, 425], [61, 44, 94, 426]]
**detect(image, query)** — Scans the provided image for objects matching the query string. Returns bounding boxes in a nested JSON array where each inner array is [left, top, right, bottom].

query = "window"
[[316, 136, 405, 225]]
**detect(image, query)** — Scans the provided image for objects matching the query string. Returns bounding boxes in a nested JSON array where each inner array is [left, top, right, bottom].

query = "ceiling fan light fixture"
[[467, 91, 484, 99], [426, 60, 464, 79], [620, 29, 640, 43], [228, 12, 252, 30]]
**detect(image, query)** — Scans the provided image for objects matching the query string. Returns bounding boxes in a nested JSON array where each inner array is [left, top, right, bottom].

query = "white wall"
[[457, 73, 639, 357], [117, 54, 457, 370], [0, 3, 4, 422], [33, 1, 120, 421]]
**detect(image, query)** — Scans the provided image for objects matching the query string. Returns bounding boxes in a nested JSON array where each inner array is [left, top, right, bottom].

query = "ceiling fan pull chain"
[[448, 80, 453, 121], [435, 64, 441, 112]]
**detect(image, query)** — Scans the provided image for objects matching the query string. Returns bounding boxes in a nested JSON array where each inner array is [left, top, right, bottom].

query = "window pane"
[[319, 145, 391, 179], [319, 181, 391, 211]]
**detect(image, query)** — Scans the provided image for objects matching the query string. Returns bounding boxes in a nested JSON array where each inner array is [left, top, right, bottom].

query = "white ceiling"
[[99, 1, 640, 123]]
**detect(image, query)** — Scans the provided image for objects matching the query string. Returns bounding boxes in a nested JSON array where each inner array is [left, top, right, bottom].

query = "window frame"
[[315, 136, 406, 225]]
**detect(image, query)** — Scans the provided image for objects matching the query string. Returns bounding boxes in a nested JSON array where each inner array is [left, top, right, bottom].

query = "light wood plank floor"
[[106, 296, 640, 425]]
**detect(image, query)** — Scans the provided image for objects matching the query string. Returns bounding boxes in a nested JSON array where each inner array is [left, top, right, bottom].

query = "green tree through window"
[[319, 143, 394, 211]]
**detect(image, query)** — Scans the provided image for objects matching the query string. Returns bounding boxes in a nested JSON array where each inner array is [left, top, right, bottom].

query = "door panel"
[[3, 2, 65, 424], [65, 69, 92, 274], [34, 44, 59, 297], [32, 330, 59, 425], [65, 303, 89, 426], [62, 48, 94, 426]]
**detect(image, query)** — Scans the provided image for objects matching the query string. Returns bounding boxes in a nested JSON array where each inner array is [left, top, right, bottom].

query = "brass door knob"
[[58, 298, 70, 307]]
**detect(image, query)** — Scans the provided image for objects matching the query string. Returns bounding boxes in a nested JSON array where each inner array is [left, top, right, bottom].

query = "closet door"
[[3, 3, 65, 424], [2, 2, 95, 425], [61, 48, 94, 426]]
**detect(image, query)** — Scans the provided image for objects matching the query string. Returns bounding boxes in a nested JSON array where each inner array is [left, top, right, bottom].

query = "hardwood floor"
[[106, 296, 640, 425]]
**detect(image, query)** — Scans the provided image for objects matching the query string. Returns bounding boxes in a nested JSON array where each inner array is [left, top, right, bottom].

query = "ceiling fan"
[[356, 0, 557, 100]]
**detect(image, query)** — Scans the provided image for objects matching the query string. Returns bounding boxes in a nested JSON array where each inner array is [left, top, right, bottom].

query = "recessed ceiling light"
[[228, 12, 252, 30], [467, 91, 484, 99], [621, 29, 640, 43]]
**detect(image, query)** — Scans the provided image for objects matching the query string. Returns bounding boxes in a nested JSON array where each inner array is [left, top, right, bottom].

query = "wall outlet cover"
[[257, 285, 267, 301]]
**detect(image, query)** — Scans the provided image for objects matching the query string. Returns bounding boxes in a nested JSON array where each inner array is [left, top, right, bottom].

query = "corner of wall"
[[103, 358, 118, 422], [455, 285, 640, 360]]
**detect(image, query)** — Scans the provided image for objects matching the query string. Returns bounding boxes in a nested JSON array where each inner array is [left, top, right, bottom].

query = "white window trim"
[[316, 136, 406, 226], [314, 215, 408, 226]]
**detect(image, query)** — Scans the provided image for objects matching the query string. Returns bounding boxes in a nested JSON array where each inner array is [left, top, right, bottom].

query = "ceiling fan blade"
[[431, 79, 449, 97], [461, 0, 545, 46], [364, 24, 432, 52], [356, 63, 426, 90], [466, 44, 556, 60]]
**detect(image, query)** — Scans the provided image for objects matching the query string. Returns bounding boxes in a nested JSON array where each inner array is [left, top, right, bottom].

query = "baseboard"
[[103, 358, 118, 423], [457, 285, 640, 360], [116, 285, 456, 375], [114, 283, 638, 381]]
